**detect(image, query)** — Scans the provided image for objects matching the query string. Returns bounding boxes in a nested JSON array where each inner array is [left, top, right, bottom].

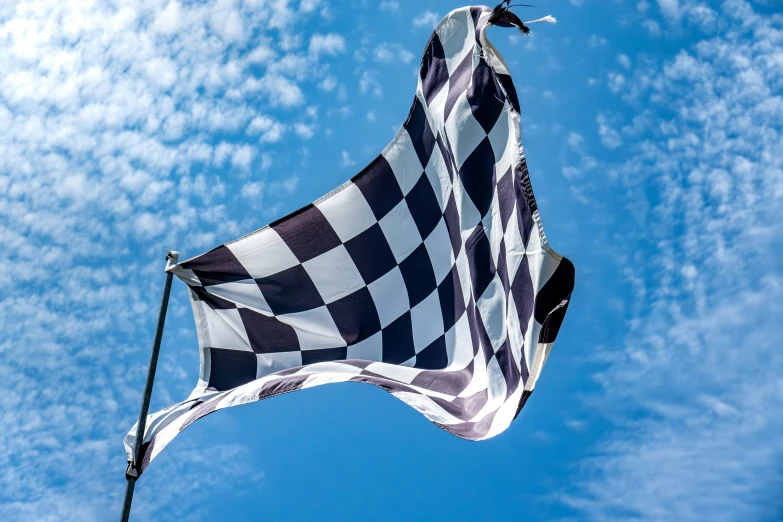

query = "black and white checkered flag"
[[125, 5, 574, 476]]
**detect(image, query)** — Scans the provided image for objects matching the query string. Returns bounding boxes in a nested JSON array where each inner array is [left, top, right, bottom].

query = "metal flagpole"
[[120, 252, 175, 522]]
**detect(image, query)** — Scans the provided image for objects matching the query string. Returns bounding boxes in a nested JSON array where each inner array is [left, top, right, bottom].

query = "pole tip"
[[165, 250, 180, 272]]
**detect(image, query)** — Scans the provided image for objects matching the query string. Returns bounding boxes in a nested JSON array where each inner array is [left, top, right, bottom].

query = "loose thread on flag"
[[523, 15, 557, 26]]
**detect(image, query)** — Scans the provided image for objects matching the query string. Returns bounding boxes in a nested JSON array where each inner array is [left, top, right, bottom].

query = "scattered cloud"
[[294, 122, 316, 139], [606, 72, 626, 94], [562, 132, 598, 179], [318, 75, 338, 92], [566, 4, 783, 520], [309, 33, 346, 57], [596, 114, 623, 149], [0, 0, 352, 518], [341, 150, 356, 166], [413, 11, 439, 29], [657, 0, 680, 21], [247, 116, 287, 143], [268, 176, 300, 196], [373, 42, 415, 64], [249, 74, 306, 107], [643, 19, 662, 36], [588, 35, 607, 47], [240, 180, 265, 200], [299, 0, 323, 14], [359, 70, 383, 98], [379, 1, 400, 13], [231, 144, 255, 170]]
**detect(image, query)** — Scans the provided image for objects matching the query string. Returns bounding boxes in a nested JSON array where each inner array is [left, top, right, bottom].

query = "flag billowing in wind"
[[125, 5, 575, 476]]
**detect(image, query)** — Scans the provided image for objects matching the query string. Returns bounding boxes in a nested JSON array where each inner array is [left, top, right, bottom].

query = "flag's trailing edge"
[[125, 5, 574, 476]]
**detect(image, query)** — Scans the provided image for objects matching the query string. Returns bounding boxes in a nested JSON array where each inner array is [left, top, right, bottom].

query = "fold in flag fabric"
[[125, 5, 575, 476]]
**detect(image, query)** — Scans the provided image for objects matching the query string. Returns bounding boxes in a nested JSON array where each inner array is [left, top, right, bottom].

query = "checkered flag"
[[125, 5, 574, 476]]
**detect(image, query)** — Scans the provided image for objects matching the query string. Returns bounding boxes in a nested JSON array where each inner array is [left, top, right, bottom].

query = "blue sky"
[[1, 0, 782, 520]]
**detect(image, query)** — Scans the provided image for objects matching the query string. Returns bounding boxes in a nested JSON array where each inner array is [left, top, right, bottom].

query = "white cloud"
[[643, 19, 662, 36], [653, 0, 718, 31], [240, 180, 264, 199], [413, 10, 439, 29], [318, 75, 338, 92], [596, 114, 623, 149], [562, 132, 598, 179], [162, 112, 188, 141], [606, 72, 626, 94], [247, 115, 287, 143], [374, 42, 414, 64], [246, 44, 276, 64], [299, 0, 322, 13], [685, 5, 717, 31], [294, 122, 315, 139], [309, 33, 346, 57], [231, 144, 255, 169], [0, 0, 346, 518], [341, 150, 356, 166], [152, 1, 183, 35], [269, 176, 299, 195], [567, 3, 783, 519], [144, 57, 178, 90], [259, 152, 273, 171], [209, 0, 245, 43], [657, 0, 680, 20], [329, 105, 352, 118], [567, 132, 586, 151], [251, 74, 305, 107], [379, 1, 400, 13], [588, 35, 607, 48], [337, 83, 348, 101], [135, 212, 167, 237], [359, 70, 382, 98]]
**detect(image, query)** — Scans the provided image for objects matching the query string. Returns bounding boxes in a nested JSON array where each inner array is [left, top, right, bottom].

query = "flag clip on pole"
[[120, 250, 178, 522]]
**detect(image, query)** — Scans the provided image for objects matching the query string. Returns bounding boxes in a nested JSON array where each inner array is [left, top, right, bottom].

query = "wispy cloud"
[[0, 0, 349, 519], [413, 11, 439, 29], [309, 33, 346, 57], [341, 150, 356, 167], [379, 1, 400, 13], [359, 70, 383, 98], [565, 3, 783, 519], [596, 114, 623, 150], [373, 42, 414, 65], [588, 35, 607, 47], [247, 115, 287, 143]]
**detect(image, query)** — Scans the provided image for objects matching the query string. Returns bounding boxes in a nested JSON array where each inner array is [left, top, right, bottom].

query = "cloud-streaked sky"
[[1, 1, 781, 520]]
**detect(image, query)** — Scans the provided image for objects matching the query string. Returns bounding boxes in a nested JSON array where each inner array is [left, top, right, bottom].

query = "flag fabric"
[[125, 4, 575, 476]]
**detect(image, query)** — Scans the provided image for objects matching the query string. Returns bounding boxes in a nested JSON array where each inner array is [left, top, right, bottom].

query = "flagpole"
[[120, 252, 175, 522]]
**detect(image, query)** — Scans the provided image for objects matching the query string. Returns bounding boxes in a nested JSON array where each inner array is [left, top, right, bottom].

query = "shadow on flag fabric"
[[125, 5, 575, 476]]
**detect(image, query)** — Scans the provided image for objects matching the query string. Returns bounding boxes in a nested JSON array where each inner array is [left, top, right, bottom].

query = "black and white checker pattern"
[[125, 5, 575, 475]]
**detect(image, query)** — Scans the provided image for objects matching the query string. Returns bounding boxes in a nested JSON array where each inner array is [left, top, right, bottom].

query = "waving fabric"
[[125, 5, 575, 476]]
